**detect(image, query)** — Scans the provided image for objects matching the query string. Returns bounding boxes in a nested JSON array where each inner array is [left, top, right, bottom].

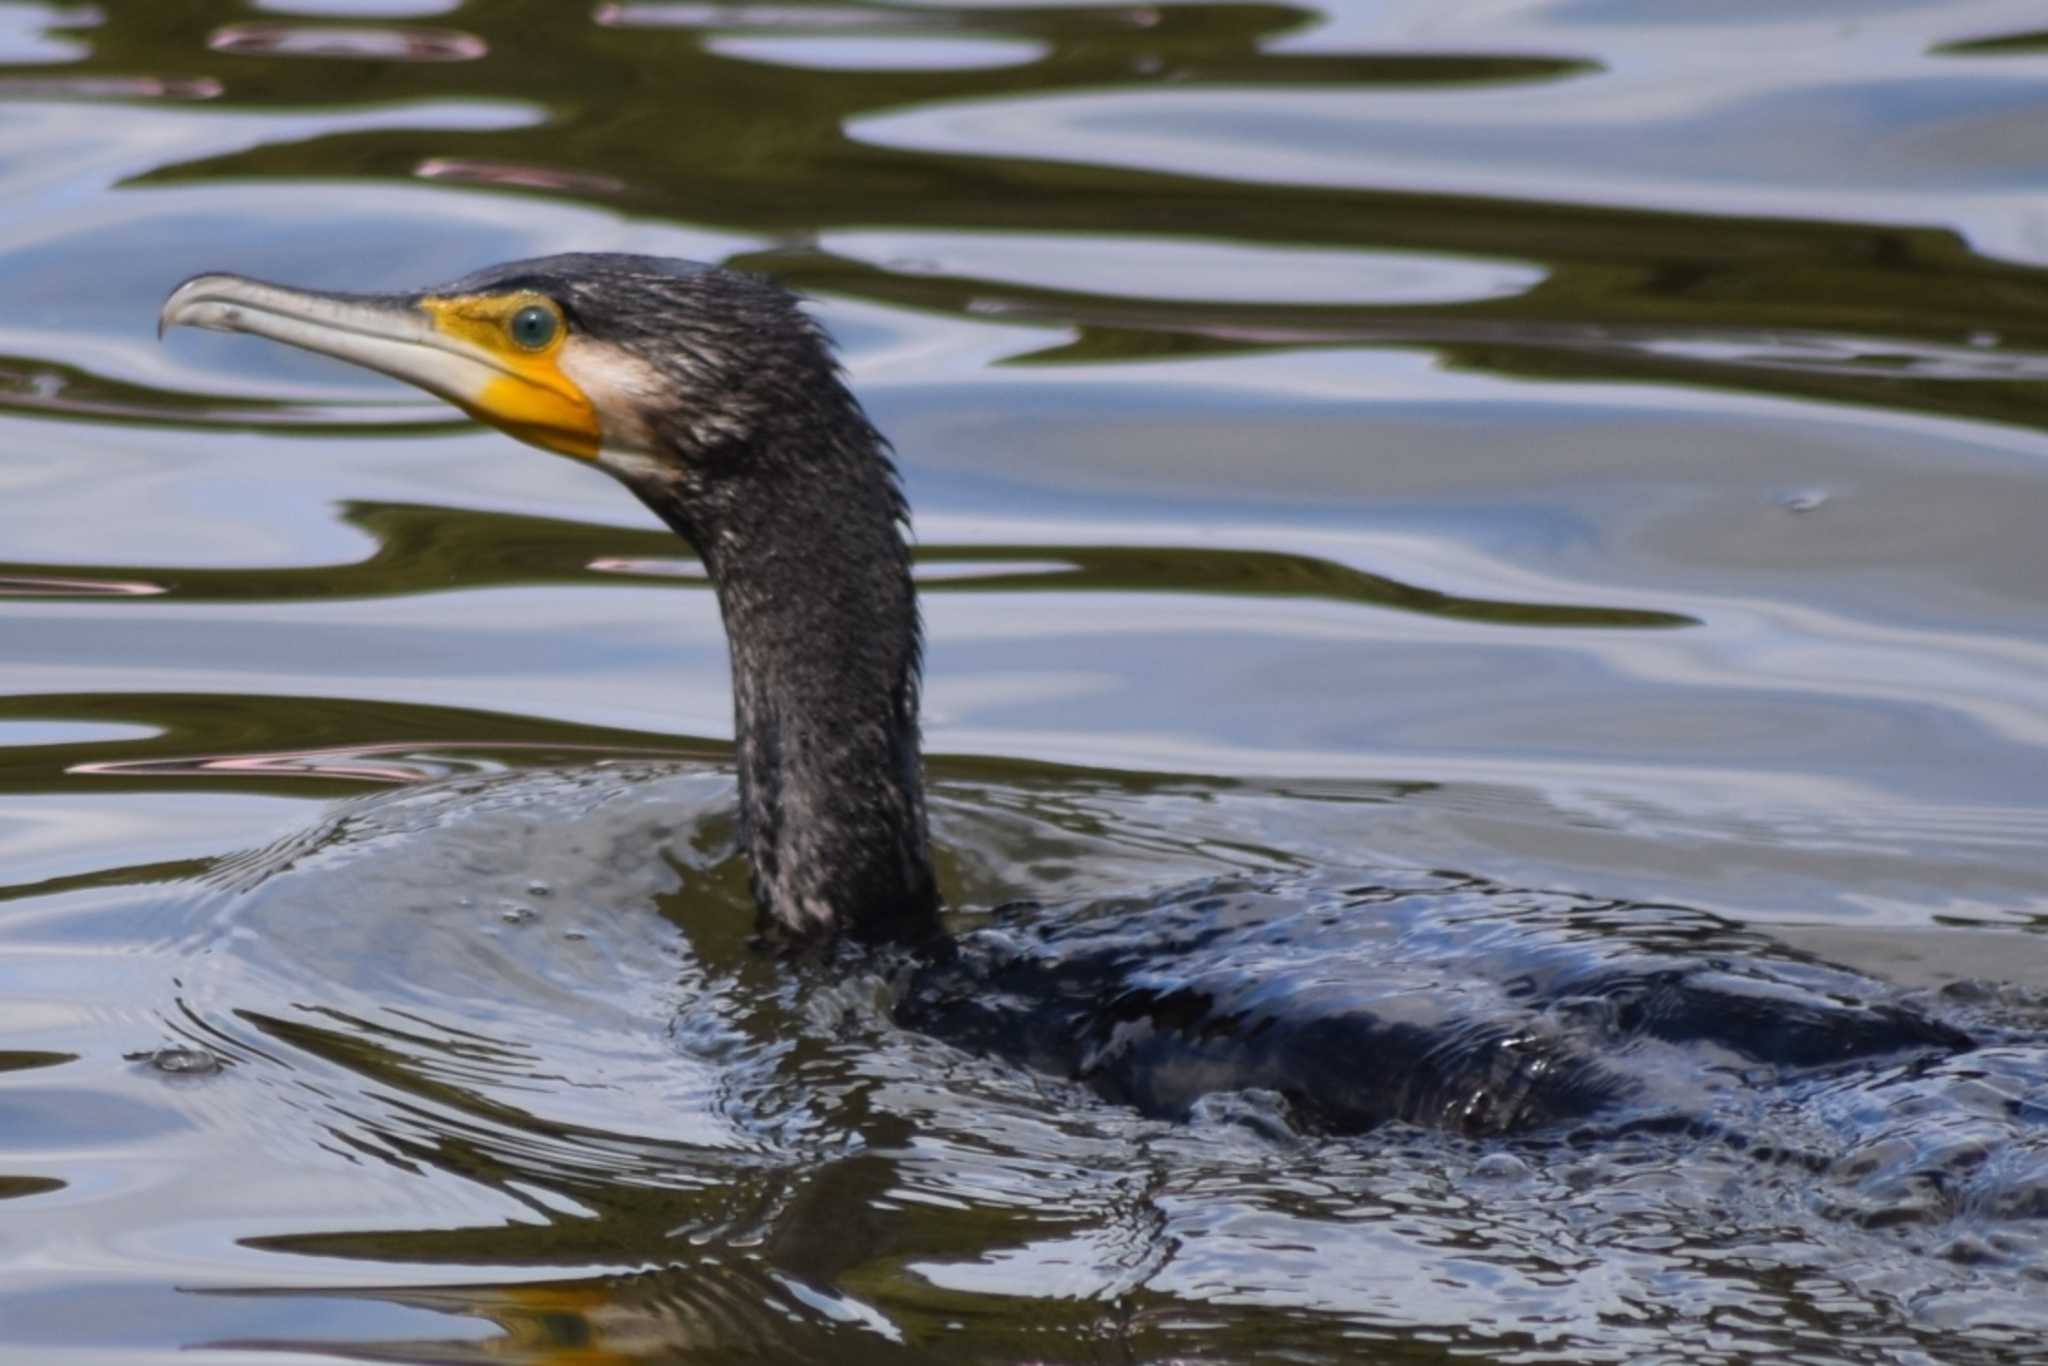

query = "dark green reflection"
[[15, 0, 2048, 437], [1934, 29, 2048, 55], [0, 351, 463, 433], [0, 499, 1692, 625], [200, 1269, 953, 1365]]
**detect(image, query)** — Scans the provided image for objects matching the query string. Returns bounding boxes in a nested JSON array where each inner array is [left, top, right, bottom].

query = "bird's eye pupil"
[[510, 305, 556, 349]]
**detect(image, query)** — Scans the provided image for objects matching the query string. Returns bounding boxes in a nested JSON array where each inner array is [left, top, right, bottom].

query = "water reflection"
[[0, 498, 1693, 627], [0, 73, 221, 99], [2, 0, 2048, 1360], [414, 155, 628, 195], [709, 34, 1049, 71], [205, 1269, 916, 1364], [206, 21, 488, 62], [12, 766, 2044, 1363], [10, 0, 2048, 433]]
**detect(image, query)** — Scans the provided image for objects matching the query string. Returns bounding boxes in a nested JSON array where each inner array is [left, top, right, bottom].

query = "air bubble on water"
[[1776, 488, 1829, 514], [133, 1046, 221, 1076], [1474, 1151, 1533, 1182]]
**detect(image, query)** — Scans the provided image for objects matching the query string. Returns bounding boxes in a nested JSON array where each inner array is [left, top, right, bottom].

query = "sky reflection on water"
[[2, 0, 2048, 1361]]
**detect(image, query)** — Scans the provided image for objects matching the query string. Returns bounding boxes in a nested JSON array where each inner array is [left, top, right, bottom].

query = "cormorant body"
[[160, 255, 1985, 1136], [904, 872, 1973, 1134]]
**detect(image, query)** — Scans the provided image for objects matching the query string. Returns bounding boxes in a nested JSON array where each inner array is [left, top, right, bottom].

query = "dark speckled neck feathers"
[[624, 358, 939, 943]]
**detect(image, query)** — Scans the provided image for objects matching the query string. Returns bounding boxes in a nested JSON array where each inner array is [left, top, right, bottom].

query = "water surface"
[[4, 0, 2048, 1360]]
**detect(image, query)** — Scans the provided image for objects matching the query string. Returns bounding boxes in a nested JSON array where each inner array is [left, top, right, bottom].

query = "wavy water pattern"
[[2, 0, 2048, 1361]]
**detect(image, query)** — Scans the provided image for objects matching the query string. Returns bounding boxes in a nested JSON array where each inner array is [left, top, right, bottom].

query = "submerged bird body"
[[904, 871, 1974, 1134], [160, 254, 1978, 1135]]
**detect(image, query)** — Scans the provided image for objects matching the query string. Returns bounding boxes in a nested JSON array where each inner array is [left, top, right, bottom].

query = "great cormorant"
[[159, 255, 1977, 1135]]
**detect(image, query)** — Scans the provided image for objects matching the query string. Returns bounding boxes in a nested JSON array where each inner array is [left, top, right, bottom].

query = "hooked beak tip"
[[158, 274, 222, 340]]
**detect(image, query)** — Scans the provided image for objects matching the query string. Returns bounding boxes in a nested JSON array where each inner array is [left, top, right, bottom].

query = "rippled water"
[[5, 0, 2048, 1361]]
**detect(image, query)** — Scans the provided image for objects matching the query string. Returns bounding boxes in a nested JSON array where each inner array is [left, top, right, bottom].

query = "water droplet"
[[1776, 488, 1829, 514], [526, 881, 553, 899], [500, 903, 537, 925]]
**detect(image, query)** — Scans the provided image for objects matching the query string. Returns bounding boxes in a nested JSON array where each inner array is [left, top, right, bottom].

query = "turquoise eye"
[[509, 304, 557, 350]]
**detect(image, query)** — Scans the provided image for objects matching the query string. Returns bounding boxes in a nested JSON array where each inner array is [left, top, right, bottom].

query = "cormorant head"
[[160, 252, 852, 488], [162, 253, 937, 943]]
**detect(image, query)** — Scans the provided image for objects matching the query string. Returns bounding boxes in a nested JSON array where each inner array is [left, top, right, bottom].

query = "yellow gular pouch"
[[418, 293, 602, 460]]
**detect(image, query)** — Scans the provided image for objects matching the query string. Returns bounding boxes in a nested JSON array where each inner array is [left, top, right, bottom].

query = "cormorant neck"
[[626, 401, 940, 944]]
